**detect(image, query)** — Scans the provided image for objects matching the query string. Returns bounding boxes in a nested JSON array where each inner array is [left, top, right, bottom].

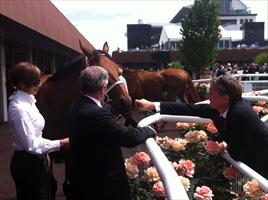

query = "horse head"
[[79, 40, 132, 116]]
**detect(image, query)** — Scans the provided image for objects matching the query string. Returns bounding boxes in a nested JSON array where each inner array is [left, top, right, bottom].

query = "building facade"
[[0, 0, 92, 123]]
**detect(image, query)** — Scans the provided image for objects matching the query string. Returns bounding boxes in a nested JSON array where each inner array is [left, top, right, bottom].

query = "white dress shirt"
[[85, 95, 102, 108], [8, 90, 60, 155]]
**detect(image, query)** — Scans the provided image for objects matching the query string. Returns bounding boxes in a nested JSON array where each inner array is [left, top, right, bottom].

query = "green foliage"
[[180, 0, 221, 78], [168, 60, 183, 69], [254, 52, 268, 64], [129, 178, 155, 200]]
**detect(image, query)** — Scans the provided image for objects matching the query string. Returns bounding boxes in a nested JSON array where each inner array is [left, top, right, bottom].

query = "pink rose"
[[194, 186, 214, 200], [204, 140, 225, 155], [206, 123, 218, 134], [257, 100, 266, 106], [223, 166, 237, 181], [134, 152, 150, 166], [176, 122, 194, 130], [262, 194, 268, 200], [178, 159, 195, 178], [152, 181, 166, 198], [253, 105, 263, 113]]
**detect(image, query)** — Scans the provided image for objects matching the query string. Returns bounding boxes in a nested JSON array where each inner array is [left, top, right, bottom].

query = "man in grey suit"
[[65, 66, 156, 200], [136, 75, 268, 179]]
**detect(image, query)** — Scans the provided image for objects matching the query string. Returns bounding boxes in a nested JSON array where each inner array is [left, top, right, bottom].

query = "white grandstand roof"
[[164, 25, 182, 40], [159, 24, 182, 45], [231, 0, 248, 11], [159, 24, 243, 45], [219, 26, 243, 41]]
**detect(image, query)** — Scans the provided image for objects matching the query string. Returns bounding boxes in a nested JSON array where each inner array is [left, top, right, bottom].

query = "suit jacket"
[[160, 99, 268, 178], [65, 95, 155, 200]]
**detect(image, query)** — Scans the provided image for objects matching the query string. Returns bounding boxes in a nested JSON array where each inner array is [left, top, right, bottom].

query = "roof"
[[159, 25, 182, 44], [219, 26, 243, 41], [170, 6, 192, 23], [0, 0, 93, 54], [170, 0, 257, 24], [231, 0, 247, 11]]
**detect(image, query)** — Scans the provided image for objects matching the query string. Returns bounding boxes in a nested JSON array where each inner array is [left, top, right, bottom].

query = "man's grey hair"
[[79, 66, 109, 94]]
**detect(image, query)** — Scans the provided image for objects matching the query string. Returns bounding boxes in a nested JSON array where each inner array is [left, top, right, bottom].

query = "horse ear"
[[103, 41, 109, 54], [79, 39, 93, 58], [40, 74, 52, 84]]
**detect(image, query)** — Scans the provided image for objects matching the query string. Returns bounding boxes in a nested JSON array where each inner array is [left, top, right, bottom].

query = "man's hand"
[[135, 99, 155, 111]]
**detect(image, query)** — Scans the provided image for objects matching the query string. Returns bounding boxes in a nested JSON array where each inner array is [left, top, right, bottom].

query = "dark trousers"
[[10, 150, 57, 200]]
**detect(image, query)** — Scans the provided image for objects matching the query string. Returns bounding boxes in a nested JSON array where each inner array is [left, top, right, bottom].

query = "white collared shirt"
[[221, 108, 229, 119], [155, 102, 160, 112], [8, 90, 60, 154], [84, 95, 102, 108]]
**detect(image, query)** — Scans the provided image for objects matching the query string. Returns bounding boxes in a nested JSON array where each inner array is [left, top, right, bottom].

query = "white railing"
[[139, 94, 268, 199], [138, 113, 189, 200], [193, 73, 268, 92]]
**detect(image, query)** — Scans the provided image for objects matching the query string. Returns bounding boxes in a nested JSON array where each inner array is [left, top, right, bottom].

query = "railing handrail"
[[192, 73, 268, 83]]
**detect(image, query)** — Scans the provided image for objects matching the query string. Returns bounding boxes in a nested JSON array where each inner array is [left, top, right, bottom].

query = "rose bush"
[[125, 99, 268, 200]]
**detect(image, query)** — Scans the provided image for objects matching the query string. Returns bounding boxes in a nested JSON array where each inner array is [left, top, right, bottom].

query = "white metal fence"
[[193, 73, 268, 93]]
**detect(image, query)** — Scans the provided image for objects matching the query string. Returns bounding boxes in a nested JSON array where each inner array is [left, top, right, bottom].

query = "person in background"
[[65, 66, 156, 200], [135, 74, 268, 179], [8, 61, 69, 200]]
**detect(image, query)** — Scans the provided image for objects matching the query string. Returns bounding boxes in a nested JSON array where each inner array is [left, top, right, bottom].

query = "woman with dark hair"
[[136, 75, 268, 179], [8, 62, 69, 200]]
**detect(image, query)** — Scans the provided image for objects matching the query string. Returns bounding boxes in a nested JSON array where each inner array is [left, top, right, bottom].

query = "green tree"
[[254, 51, 268, 64], [180, 0, 221, 78]]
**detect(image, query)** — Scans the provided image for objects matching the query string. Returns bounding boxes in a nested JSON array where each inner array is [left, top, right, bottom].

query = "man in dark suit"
[[65, 66, 156, 200], [136, 75, 268, 179]]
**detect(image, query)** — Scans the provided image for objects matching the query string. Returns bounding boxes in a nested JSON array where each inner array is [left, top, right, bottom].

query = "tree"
[[180, 0, 221, 78], [254, 51, 268, 65]]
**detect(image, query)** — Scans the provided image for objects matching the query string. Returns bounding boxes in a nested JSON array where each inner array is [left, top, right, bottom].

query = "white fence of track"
[[193, 73, 268, 92], [138, 94, 268, 200]]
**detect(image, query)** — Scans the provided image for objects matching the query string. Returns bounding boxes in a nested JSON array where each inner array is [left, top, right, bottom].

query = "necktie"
[[220, 116, 226, 131]]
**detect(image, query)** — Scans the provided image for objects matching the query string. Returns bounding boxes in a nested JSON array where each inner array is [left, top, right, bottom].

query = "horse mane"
[[46, 49, 115, 83], [48, 55, 87, 82]]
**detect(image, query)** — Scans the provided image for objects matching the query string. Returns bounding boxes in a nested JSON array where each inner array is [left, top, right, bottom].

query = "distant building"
[[171, 0, 256, 31], [127, 23, 162, 50], [127, 0, 266, 50]]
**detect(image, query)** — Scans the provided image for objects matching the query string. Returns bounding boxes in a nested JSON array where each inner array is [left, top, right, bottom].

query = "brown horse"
[[122, 67, 200, 103], [36, 41, 132, 198]]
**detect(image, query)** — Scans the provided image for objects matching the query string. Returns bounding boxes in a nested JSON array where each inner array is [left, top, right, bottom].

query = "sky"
[[51, 0, 268, 52]]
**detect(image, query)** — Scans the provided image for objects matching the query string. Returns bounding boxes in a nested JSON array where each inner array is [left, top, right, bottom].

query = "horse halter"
[[104, 79, 124, 104]]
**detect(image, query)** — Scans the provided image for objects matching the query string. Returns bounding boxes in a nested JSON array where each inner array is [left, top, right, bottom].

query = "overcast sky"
[[51, 0, 268, 52]]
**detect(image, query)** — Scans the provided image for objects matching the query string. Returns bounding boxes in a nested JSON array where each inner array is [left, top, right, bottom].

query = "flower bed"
[[125, 99, 268, 200]]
